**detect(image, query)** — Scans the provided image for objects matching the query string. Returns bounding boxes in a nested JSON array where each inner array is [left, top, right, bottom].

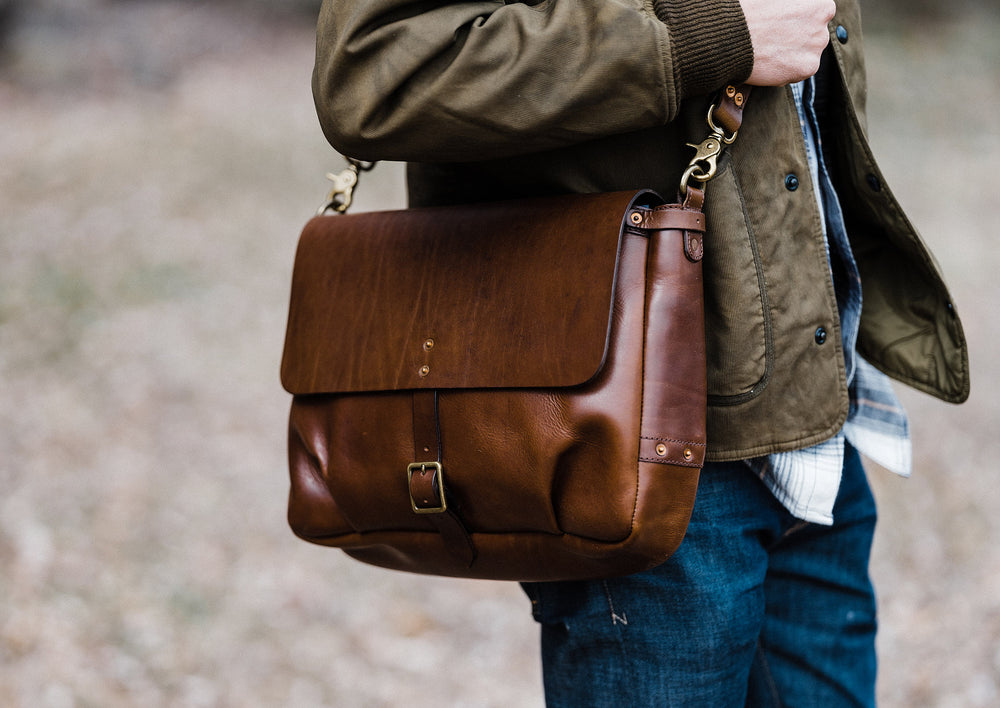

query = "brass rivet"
[[655, 443, 667, 456], [726, 85, 736, 98], [683, 448, 693, 461], [419, 365, 430, 377], [630, 212, 642, 225], [735, 92, 745, 107], [423, 338, 435, 351]]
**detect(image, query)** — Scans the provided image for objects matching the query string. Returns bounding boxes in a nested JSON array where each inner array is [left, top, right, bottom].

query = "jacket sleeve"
[[313, 0, 754, 162]]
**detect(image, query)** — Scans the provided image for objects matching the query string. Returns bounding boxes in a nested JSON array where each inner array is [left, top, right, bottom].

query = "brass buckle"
[[407, 462, 447, 514]]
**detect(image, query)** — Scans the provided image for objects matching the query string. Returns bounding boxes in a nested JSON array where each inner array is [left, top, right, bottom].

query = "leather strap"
[[683, 185, 705, 211], [411, 390, 440, 470], [712, 84, 752, 136], [326, 86, 751, 217], [410, 391, 476, 567], [629, 206, 705, 233], [629, 202, 706, 262]]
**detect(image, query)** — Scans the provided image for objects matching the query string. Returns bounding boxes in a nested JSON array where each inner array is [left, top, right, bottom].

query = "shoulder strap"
[[317, 84, 752, 215]]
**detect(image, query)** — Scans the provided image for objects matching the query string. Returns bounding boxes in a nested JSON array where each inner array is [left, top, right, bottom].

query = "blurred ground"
[[0, 2, 997, 706]]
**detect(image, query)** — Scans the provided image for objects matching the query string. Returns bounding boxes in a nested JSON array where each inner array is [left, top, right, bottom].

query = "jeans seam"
[[754, 641, 783, 708], [602, 580, 629, 627], [602, 580, 638, 698]]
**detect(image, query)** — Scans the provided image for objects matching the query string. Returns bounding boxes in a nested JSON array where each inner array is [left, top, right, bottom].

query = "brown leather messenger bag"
[[279, 86, 750, 581]]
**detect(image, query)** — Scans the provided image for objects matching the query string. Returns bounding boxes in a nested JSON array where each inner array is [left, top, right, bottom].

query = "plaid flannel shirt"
[[747, 79, 911, 525]]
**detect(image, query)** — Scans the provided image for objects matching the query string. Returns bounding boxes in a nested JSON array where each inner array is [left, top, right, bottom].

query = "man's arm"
[[312, 0, 832, 163]]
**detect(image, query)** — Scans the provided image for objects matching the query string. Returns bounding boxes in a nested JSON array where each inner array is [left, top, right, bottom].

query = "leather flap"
[[281, 190, 655, 395]]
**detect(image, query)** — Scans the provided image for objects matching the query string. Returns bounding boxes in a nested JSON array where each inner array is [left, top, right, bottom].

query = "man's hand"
[[740, 0, 837, 86]]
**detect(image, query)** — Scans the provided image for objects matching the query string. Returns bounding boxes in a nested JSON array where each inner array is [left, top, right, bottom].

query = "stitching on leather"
[[632, 223, 650, 537], [638, 457, 702, 467], [639, 436, 706, 465], [641, 436, 706, 447]]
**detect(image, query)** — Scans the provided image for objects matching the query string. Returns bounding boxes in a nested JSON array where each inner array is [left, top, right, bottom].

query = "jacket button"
[[785, 174, 800, 191], [866, 173, 882, 192], [815, 327, 828, 345], [836, 25, 849, 44]]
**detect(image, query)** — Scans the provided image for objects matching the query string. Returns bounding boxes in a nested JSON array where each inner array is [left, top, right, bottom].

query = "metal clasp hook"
[[316, 159, 375, 215], [681, 135, 724, 185], [680, 103, 740, 196]]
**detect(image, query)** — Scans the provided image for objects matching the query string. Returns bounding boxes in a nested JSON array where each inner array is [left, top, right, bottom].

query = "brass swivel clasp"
[[317, 158, 375, 215], [680, 103, 739, 196]]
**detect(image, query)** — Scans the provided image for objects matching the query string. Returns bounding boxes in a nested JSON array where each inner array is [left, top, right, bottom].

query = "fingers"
[[741, 0, 837, 86]]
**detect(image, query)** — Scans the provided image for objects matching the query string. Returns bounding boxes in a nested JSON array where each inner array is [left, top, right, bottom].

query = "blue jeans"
[[522, 445, 878, 707]]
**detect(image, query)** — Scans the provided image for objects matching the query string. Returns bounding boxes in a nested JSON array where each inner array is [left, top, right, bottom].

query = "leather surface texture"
[[281, 189, 708, 580]]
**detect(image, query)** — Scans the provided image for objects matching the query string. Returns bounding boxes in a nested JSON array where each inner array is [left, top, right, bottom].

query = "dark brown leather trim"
[[630, 206, 705, 232], [410, 390, 476, 567], [712, 84, 752, 135]]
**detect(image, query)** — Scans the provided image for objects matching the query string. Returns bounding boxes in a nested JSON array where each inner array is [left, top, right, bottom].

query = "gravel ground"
[[0, 3, 997, 706]]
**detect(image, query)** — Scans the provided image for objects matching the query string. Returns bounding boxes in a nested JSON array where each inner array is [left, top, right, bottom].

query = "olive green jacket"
[[313, 0, 970, 461]]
